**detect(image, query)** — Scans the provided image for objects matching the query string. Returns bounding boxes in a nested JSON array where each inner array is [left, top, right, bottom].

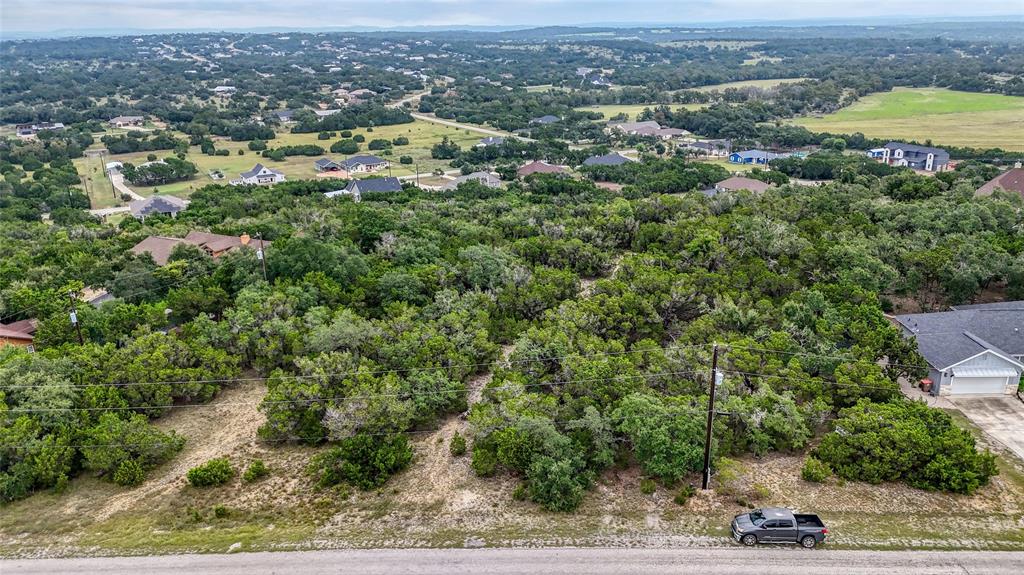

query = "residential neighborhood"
[[2, 6, 1024, 572]]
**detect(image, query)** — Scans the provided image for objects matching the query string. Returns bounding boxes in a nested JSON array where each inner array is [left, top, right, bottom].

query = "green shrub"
[[526, 456, 587, 512], [450, 432, 467, 457], [187, 458, 234, 487], [113, 459, 145, 487], [512, 483, 528, 501], [639, 478, 656, 494], [801, 457, 832, 483], [673, 484, 696, 505], [814, 400, 997, 494], [243, 459, 269, 483], [399, 155, 413, 165], [308, 433, 412, 491], [213, 504, 230, 518], [471, 441, 498, 476]]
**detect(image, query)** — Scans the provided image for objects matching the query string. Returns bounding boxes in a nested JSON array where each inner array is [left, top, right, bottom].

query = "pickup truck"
[[730, 507, 828, 548]]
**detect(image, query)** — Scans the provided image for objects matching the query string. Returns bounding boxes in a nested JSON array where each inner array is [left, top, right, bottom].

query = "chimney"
[[240, 233, 250, 245], [1015, 161, 1022, 169]]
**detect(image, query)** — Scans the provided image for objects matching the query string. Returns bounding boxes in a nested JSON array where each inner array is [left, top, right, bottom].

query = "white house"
[[894, 302, 1023, 396], [340, 155, 389, 174], [231, 163, 286, 186]]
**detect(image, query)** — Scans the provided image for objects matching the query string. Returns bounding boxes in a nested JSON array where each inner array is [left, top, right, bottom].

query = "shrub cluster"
[[187, 458, 235, 487]]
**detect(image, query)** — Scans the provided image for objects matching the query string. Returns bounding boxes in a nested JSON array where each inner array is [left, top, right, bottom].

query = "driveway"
[[109, 173, 144, 201], [950, 396, 1024, 462]]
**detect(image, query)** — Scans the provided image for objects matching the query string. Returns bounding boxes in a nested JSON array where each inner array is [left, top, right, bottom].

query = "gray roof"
[[732, 149, 782, 161], [315, 157, 341, 168], [531, 115, 560, 124], [345, 177, 403, 194], [129, 195, 188, 218], [443, 171, 501, 190], [479, 136, 505, 146], [885, 141, 949, 161], [611, 121, 661, 132], [583, 153, 631, 166], [894, 303, 1024, 369], [340, 155, 387, 169], [239, 163, 283, 179]]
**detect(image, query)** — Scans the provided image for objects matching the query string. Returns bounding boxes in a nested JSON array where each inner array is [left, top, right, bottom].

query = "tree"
[[308, 433, 413, 490], [613, 394, 705, 485], [431, 136, 460, 159], [814, 400, 997, 494]]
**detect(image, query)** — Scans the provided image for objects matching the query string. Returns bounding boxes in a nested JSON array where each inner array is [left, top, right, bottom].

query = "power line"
[[1, 343, 713, 391], [0, 400, 735, 451], [720, 369, 900, 391], [4, 369, 707, 414], [721, 344, 928, 371]]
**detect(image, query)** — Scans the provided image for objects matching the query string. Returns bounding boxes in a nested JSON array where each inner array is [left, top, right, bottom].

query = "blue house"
[[729, 149, 783, 165]]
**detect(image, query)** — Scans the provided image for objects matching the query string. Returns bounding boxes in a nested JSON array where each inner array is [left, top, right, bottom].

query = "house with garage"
[[517, 160, 568, 178], [583, 152, 632, 167], [340, 155, 389, 174], [975, 167, 1024, 199], [272, 109, 297, 123], [530, 115, 560, 125], [686, 139, 731, 157], [729, 149, 783, 165], [15, 122, 65, 138], [442, 171, 501, 191], [326, 176, 403, 201], [232, 163, 286, 186], [108, 115, 145, 128], [867, 142, 949, 172], [128, 195, 189, 221], [713, 176, 772, 194], [894, 301, 1024, 396], [314, 157, 345, 172]]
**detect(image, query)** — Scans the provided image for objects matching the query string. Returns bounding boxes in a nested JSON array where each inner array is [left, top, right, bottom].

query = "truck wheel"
[[741, 534, 757, 546], [800, 535, 817, 549]]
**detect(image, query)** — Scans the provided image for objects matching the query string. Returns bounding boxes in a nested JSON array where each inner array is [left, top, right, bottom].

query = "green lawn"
[[574, 103, 706, 121], [792, 87, 1024, 151], [78, 120, 484, 205], [694, 78, 805, 92]]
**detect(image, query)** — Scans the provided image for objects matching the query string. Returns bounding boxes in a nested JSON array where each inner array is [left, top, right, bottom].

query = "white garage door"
[[950, 376, 1007, 395]]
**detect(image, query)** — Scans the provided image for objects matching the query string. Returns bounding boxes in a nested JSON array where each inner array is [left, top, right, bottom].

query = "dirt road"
[[6, 548, 1023, 575]]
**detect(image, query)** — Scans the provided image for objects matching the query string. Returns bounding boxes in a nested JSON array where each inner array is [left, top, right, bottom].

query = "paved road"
[[952, 396, 1024, 461], [5, 548, 1024, 575]]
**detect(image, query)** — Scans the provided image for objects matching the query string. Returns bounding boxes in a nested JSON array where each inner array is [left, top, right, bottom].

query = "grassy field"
[[574, 103, 706, 121], [792, 87, 1024, 151], [75, 120, 483, 206], [75, 155, 121, 209], [694, 78, 805, 92]]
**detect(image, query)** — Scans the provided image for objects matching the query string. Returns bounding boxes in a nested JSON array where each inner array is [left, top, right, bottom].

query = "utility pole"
[[255, 232, 268, 282], [68, 291, 84, 345], [701, 343, 721, 490], [415, 163, 420, 187]]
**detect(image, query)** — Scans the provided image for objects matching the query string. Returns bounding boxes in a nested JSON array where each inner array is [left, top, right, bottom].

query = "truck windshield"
[[749, 510, 766, 526]]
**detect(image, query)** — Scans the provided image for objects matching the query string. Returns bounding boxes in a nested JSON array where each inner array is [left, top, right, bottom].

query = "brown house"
[[0, 321, 35, 350], [517, 160, 568, 178], [714, 176, 772, 194], [975, 168, 1024, 199], [130, 232, 268, 266]]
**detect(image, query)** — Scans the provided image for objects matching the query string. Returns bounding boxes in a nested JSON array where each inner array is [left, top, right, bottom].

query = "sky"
[[1, 0, 1021, 34]]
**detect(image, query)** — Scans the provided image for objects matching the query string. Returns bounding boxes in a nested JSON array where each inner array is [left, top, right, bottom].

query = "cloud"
[[1, 0, 1019, 33]]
